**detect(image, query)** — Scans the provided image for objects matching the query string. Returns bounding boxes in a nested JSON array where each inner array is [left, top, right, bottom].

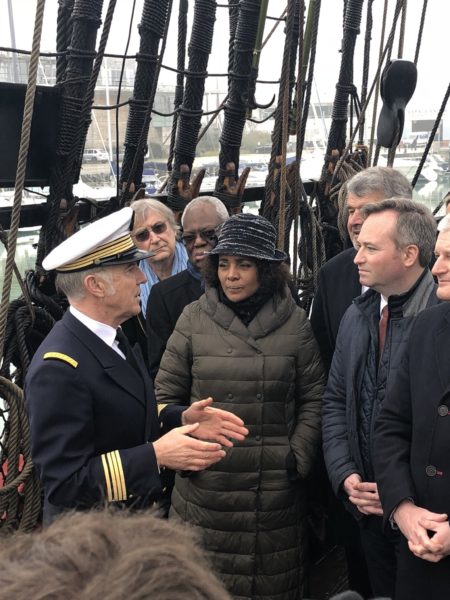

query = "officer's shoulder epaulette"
[[43, 352, 78, 368]]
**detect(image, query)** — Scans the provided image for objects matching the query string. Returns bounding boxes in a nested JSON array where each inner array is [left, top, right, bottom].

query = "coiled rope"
[[0, 377, 41, 534]]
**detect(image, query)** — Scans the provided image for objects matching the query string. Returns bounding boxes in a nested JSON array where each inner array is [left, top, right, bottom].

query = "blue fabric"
[[186, 260, 202, 282], [139, 241, 188, 316]]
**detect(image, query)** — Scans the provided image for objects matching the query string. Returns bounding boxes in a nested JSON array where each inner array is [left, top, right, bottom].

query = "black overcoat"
[[374, 302, 450, 600], [146, 269, 202, 379], [310, 247, 359, 371]]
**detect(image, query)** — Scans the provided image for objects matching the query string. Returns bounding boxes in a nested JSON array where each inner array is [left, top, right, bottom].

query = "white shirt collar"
[[379, 294, 388, 317], [69, 305, 122, 355]]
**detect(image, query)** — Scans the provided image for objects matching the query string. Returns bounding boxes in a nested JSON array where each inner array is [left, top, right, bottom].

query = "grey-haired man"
[[25, 208, 247, 525]]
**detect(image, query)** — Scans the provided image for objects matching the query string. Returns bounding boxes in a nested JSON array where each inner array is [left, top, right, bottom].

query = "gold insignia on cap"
[[101, 450, 127, 502], [57, 233, 135, 272], [43, 352, 78, 368]]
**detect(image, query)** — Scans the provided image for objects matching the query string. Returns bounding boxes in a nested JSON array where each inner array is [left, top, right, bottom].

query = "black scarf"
[[218, 286, 272, 326]]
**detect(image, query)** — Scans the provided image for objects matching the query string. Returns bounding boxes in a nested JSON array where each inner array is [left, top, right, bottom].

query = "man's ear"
[[403, 244, 419, 267], [84, 273, 107, 298]]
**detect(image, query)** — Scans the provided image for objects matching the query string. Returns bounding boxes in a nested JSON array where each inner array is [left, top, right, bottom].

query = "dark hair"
[[203, 254, 292, 297], [0, 509, 231, 600]]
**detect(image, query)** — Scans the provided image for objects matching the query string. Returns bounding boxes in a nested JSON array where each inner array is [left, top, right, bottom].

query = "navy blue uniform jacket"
[[25, 311, 183, 521]]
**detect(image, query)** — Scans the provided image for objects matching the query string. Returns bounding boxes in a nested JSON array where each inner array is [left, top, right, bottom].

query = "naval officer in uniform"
[[25, 207, 248, 525]]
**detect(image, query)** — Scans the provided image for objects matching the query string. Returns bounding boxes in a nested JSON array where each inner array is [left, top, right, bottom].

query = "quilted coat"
[[155, 286, 325, 600]]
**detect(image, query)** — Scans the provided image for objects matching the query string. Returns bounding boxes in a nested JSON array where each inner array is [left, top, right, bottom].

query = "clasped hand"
[[394, 501, 449, 562]]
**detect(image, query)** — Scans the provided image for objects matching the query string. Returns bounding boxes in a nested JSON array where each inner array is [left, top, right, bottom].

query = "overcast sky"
[[1, 0, 447, 115]]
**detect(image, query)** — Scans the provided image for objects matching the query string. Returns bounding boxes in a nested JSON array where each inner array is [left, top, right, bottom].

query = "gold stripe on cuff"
[[101, 454, 113, 502], [107, 452, 120, 501], [114, 450, 127, 501]]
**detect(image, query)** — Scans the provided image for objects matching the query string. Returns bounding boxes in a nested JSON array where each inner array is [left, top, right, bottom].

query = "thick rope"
[[0, 0, 46, 365], [329, 0, 404, 187], [0, 377, 41, 533], [70, 0, 118, 189], [321, 0, 365, 173], [167, 0, 217, 211], [167, 0, 188, 173], [56, 0, 75, 83], [120, 0, 173, 200], [37, 0, 104, 268], [215, 0, 264, 210], [195, 6, 287, 151]]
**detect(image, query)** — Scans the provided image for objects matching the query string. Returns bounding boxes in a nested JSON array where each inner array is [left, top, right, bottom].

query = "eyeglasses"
[[133, 222, 168, 243], [181, 228, 218, 247]]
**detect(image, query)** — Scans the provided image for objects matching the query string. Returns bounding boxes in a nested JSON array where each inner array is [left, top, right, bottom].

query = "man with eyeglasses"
[[146, 196, 229, 381]]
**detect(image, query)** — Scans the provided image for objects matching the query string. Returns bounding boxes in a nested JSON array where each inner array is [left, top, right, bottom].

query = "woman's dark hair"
[[203, 254, 292, 296]]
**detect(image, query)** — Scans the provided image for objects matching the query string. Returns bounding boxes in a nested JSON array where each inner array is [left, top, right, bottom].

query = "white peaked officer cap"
[[42, 207, 152, 273]]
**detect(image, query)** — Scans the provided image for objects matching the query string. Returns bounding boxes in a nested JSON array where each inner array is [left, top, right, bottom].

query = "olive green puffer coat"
[[155, 286, 324, 600]]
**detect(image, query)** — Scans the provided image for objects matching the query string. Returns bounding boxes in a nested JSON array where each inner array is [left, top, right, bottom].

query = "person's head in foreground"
[[0, 509, 231, 600]]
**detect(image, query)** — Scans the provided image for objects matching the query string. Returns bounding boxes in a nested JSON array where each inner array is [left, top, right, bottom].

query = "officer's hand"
[[183, 397, 249, 447], [153, 423, 226, 471]]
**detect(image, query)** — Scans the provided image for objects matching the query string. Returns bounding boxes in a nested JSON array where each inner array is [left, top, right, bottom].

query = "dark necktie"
[[378, 305, 389, 360], [115, 328, 139, 373]]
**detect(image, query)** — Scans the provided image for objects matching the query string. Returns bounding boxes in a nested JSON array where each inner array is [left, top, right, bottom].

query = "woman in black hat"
[[155, 213, 325, 600]]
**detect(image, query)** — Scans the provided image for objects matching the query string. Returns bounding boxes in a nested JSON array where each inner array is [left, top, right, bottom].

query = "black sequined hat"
[[208, 213, 287, 262]]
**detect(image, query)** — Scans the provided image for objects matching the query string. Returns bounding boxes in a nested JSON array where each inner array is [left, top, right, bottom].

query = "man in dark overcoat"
[[311, 168, 412, 598], [322, 198, 439, 598], [25, 207, 247, 525], [374, 213, 450, 600]]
